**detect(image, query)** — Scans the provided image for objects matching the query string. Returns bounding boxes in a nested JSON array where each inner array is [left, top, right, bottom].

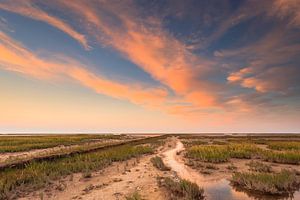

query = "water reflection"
[[162, 141, 300, 200]]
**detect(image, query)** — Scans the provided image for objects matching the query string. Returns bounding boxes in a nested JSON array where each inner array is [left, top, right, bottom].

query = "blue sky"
[[0, 0, 300, 133]]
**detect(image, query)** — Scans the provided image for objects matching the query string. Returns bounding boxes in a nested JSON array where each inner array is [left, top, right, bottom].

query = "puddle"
[[162, 141, 300, 200]]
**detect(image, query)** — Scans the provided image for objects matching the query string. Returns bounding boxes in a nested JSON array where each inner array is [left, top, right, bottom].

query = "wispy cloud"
[[52, 0, 222, 110], [0, 0, 90, 50], [1, 0, 299, 120], [0, 31, 167, 107]]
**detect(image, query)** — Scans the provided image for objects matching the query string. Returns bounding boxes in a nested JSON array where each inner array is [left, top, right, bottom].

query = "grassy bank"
[[0, 143, 154, 199], [0, 134, 124, 153], [267, 141, 300, 151], [186, 144, 261, 163], [186, 143, 300, 164], [231, 170, 300, 195]]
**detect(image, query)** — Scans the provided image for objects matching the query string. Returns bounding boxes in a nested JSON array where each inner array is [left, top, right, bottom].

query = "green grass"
[[267, 141, 300, 151], [186, 142, 300, 165], [246, 161, 272, 173], [182, 140, 208, 147], [0, 134, 123, 152], [159, 177, 205, 200], [263, 150, 300, 165], [186, 145, 230, 163], [231, 170, 300, 195], [150, 156, 170, 171], [0, 144, 153, 199], [186, 144, 261, 163]]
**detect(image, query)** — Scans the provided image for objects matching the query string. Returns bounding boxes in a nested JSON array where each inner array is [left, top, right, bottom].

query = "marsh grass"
[[150, 156, 170, 171], [231, 170, 300, 195], [186, 143, 300, 165], [0, 134, 123, 153], [186, 144, 261, 163], [0, 144, 153, 199], [158, 177, 205, 200], [182, 140, 208, 147], [247, 161, 272, 173], [263, 150, 300, 165], [267, 141, 300, 151], [186, 145, 230, 163]]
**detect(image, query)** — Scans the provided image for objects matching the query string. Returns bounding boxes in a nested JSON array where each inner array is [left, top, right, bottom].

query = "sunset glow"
[[0, 0, 300, 133]]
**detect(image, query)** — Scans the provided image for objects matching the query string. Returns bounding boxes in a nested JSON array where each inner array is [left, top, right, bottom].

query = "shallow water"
[[162, 141, 300, 200]]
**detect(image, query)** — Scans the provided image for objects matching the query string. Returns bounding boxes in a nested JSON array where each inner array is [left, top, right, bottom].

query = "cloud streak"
[[0, 31, 167, 107], [1, 0, 299, 122], [0, 0, 90, 50]]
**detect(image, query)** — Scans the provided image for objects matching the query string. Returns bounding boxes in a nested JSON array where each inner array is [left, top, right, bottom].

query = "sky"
[[0, 0, 300, 133]]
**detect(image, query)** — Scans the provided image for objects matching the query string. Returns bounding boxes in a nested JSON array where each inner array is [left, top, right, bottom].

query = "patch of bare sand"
[[19, 154, 171, 200]]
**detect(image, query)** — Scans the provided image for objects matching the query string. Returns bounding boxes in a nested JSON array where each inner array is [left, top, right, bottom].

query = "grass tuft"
[[150, 156, 170, 171], [158, 177, 205, 200], [247, 161, 272, 173]]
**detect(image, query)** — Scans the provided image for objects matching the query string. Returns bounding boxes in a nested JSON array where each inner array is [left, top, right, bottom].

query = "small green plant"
[[150, 156, 170, 171], [158, 177, 205, 200], [231, 170, 300, 195], [247, 161, 272, 173]]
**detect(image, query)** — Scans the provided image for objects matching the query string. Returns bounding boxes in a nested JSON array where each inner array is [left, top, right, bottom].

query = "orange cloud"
[[0, 31, 167, 106], [0, 0, 90, 50], [53, 0, 220, 109], [271, 0, 300, 27]]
